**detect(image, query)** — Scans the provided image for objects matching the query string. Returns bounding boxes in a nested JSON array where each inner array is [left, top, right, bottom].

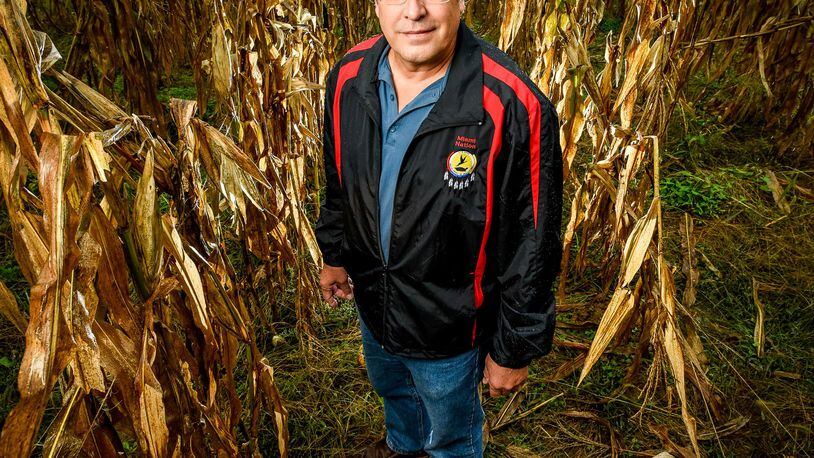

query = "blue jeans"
[[359, 315, 487, 457]]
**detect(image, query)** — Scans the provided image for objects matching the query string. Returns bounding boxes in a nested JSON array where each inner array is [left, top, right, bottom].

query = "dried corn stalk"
[[689, 1, 814, 157], [489, 0, 808, 452], [0, 0, 335, 455], [491, 0, 738, 454]]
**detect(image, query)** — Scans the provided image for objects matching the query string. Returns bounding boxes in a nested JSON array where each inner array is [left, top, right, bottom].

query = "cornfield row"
[[0, 0, 333, 455], [493, 1, 810, 455], [0, 0, 811, 456]]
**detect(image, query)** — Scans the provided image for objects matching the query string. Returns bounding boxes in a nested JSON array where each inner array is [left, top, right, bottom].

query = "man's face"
[[374, 0, 465, 66]]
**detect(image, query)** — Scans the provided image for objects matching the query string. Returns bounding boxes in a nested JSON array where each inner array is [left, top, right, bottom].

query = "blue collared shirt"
[[378, 44, 449, 263]]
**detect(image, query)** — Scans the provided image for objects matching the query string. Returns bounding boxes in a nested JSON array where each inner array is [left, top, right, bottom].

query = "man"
[[316, 0, 562, 456]]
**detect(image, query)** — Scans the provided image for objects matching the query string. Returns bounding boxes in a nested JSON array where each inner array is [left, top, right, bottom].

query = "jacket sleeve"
[[315, 65, 344, 267], [489, 95, 563, 369]]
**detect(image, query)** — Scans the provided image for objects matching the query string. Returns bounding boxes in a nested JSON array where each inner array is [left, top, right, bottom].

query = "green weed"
[[662, 170, 729, 217]]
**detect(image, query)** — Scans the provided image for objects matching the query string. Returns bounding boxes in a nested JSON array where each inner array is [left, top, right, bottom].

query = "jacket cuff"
[[319, 246, 342, 267], [489, 296, 556, 369]]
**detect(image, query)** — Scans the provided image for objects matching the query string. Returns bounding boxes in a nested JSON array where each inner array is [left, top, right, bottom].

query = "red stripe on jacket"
[[472, 85, 506, 346], [348, 34, 382, 54], [482, 54, 542, 228], [331, 36, 382, 186], [333, 58, 364, 186]]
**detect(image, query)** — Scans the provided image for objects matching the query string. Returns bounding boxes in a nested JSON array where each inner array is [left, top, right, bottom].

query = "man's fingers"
[[321, 283, 340, 305], [321, 286, 333, 302], [335, 283, 354, 300], [319, 266, 352, 305], [319, 267, 353, 306], [489, 385, 507, 397], [485, 382, 520, 397], [338, 281, 354, 299]]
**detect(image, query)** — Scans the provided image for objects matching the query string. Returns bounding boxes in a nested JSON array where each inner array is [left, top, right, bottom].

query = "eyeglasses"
[[376, 0, 451, 5]]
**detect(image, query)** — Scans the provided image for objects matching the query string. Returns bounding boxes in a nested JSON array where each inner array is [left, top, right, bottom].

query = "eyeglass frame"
[[372, 0, 453, 6]]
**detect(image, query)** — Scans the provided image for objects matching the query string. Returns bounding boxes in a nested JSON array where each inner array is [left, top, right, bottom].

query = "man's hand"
[[319, 263, 354, 308], [482, 353, 528, 397]]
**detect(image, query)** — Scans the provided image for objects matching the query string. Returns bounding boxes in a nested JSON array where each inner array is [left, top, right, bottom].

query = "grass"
[[157, 72, 198, 103], [661, 171, 730, 217], [657, 107, 814, 454], [261, 301, 383, 455]]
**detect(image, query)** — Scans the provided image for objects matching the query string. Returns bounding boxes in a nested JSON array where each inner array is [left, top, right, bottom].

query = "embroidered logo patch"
[[444, 151, 477, 189]]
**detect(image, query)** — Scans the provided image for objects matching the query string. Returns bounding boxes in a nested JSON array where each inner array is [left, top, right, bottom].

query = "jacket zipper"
[[363, 90, 483, 351], [384, 120, 483, 347], [370, 117, 388, 350]]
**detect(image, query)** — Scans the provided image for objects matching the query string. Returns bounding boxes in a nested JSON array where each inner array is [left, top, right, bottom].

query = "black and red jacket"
[[316, 22, 563, 369]]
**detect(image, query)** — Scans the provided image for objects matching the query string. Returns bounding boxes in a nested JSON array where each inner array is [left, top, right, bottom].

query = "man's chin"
[[393, 46, 437, 65]]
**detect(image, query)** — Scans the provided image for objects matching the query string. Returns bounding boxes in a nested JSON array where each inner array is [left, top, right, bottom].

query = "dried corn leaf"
[[90, 208, 141, 338], [211, 20, 233, 100], [659, 258, 699, 456], [72, 233, 105, 393], [0, 55, 38, 168], [615, 144, 643, 230], [0, 280, 26, 333], [680, 214, 698, 308], [192, 120, 270, 187], [498, 0, 527, 51], [765, 170, 791, 214], [0, 0, 49, 105], [133, 148, 163, 289], [621, 196, 659, 287], [560, 70, 587, 180], [578, 286, 635, 385], [136, 337, 169, 456], [0, 133, 77, 456], [752, 277, 766, 357], [82, 133, 110, 182], [257, 360, 289, 458], [51, 71, 127, 123], [160, 216, 215, 346], [614, 40, 651, 113]]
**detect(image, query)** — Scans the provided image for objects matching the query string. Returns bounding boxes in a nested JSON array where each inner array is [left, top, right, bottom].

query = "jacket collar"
[[353, 21, 484, 130]]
